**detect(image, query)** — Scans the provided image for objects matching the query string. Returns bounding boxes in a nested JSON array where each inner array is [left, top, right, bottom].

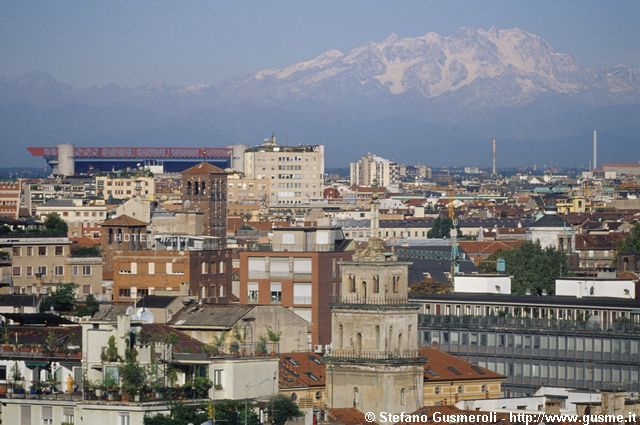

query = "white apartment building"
[[350, 153, 399, 188], [35, 199, 110, 229], [243, 135, 324, 205]]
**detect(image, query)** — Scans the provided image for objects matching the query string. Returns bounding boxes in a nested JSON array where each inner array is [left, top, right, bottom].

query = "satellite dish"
[[133, 307, 154, 323], [183, 199, 191, 209]]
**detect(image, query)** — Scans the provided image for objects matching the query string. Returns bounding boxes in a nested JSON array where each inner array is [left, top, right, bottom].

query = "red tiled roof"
[[182, 162, 226, 175], [421, 346, 503, 382], [279, 352, 325, 389], [138, 323, 205, 354], [327, 408, 376, 425], [100, 214, 147, 227], [458, 240, 524, 256], [574, 233, 626, 250]]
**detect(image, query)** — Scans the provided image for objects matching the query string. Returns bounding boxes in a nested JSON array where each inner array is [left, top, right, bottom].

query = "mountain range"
[[1, 27, 639, 168]]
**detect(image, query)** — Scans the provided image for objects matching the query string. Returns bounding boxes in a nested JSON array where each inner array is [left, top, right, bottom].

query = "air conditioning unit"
[[313, 345, 323, 354]]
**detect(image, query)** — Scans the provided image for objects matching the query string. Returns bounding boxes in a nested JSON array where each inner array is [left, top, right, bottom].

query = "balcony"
[[334, 295, 410, 305], [327, 349, 421, 361]]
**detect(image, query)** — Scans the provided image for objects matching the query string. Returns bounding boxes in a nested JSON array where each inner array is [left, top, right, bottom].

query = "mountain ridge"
[[1, 27, 639, 167]]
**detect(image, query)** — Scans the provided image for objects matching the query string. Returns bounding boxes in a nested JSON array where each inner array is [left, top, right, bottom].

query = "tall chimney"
[[592, 130, 598, 171], [491, 138, 497, 176]]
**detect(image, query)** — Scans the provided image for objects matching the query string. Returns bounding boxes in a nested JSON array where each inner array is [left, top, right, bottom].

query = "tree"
[[103, 335, 121, 362], [77, 294, 99, 317], [267, 395, 302, 425], [618, 222, 640, 253], [43, 213, 68, 236], [39, 283, 77, 312], [479, 240, 567, 295], [121, 345, 146, 398], [427, 216, 461, 239], [144, 401, 258, 425]]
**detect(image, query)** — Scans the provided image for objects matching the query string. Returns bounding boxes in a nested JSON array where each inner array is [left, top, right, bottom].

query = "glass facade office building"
[[419, 315, 640, 395]]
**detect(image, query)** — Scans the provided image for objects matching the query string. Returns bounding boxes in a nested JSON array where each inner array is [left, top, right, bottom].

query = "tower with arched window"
[[326, 236, 424, 414], [181, 162, 227, 246]]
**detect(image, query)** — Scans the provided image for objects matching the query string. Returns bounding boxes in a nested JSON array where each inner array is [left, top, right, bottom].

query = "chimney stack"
[[491, 138, 497, 176], [592, 130, 598, 171]]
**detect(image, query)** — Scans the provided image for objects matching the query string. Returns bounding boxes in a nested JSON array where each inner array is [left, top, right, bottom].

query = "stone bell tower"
[[326, 232, 424, 415]]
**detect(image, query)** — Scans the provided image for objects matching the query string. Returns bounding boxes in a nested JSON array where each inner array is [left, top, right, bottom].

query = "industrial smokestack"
[[592, 130, 598, 171], [491, 138, 497, 176]]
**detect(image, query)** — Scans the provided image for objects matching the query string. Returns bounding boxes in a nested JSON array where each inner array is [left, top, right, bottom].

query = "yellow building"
[[556, 195, 591, 214], [96, 175, 156, 201], [421, 347, 504, 407]]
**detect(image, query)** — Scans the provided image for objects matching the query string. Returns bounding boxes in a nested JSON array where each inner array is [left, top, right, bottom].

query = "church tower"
[[326, 230, 424, 414], [181, 162, 227, 246]]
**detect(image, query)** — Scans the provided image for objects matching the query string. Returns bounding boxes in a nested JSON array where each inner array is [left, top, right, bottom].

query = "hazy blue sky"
[[2, 0, 639, 87]]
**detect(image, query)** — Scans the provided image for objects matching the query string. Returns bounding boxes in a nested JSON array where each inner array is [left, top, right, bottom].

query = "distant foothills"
[[1, 27, 639, 168]]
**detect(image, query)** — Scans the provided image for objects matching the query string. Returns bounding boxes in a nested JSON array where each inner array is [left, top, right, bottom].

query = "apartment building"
[[350, 153, 399, 188], [113, 234, 231, 302], [21, 178, 95, 215], [35, 199, 111, 236], [239, 227, 354, 345], [96, 174, 155, 201], [0, 236, 102, 295], [243, 135, 324, 206], [227, 171, 270, 206], [0, 182, 20, 218]]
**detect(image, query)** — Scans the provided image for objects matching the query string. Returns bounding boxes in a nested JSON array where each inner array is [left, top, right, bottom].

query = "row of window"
[[475, 359, 640, 385], [423, 330, 640, 355], [13, 265, 92, 277], [11, 246, 65, 256], [247, 282, 312, 305], [59, 210, 105, 217], [425, 303, 637, 322]]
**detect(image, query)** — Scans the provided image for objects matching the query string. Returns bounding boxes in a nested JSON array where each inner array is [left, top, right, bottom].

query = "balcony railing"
[[327, 349, 421, 360], [418, 314, 640, 334], [334, 295, 409, 305]]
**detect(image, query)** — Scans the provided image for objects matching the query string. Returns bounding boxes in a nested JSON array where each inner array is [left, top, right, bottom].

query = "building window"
[[42, 406, 53, 425], [12, 267, 21, 276], [248, 283, 259, 303], [400, 388, 406, 405], [119, 288, 131, 298], [392, 275, 400, 293], [82, 265, 92, 276], [25, 266, 33, 277], [293, 283, 312, 305], [55, 246, 64, 256], [38, 246, 47, 256], [54, 266, 64, 276], [26, 247, 33, 256], [118, 413, 130, 425], [0, 365, 6, 380], [37, 266, 47, 276], [12, 247, 20, 256], [213, 369, 223, 387], [63, 407, 74, 424], [349, 275, 356, 292], [270, 283, 282, 304], [373, 275, 380, 293], [457, 386, 464, 394], [72, 266, 78, 276], [435, 386, 441, 394]]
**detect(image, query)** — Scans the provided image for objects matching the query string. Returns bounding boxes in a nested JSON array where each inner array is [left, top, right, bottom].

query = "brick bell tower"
[[181, 162, 227, 246]]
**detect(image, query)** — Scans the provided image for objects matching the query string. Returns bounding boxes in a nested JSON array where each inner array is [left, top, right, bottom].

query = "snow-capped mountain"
[[1, 27, 640, 168], [222, 27, 638, 106]]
